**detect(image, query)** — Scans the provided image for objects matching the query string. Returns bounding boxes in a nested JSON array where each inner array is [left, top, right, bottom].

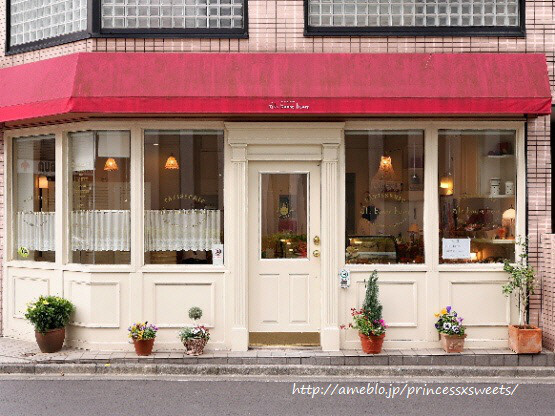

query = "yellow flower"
[[434, 313, 440, 317], [440, 308, 447, 315]]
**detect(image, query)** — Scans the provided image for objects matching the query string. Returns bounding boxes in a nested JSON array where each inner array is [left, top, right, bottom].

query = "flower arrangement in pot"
[[128, 322, 158, 356], [24, 295, 75, 353], [502, 237, 542, 354], [435, 306, 466, 353], [178, 307, 210, 356], [342, 271, 388, 354]]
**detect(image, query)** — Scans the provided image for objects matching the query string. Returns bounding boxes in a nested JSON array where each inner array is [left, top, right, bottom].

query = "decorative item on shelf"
[[341, 270, 387, 354], [103, 157, 118, 171], [128, 321, 158, 356], [503, 237, 542, 354], [38, 175, 49, 189], [502, 206, 516, 239], [434, 306, 466, 353], [505, 181, 514, 195], [24, 295, 75, 353], [179, 307, 210, 356], [489, 177, 501, 197], [164, 153, 179, 170]]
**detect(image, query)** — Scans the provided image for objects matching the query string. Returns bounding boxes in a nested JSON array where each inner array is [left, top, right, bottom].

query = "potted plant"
[[24, 295, 75, 353], [128, 322, 158, 356], [434, 306, 466, 353], [178, 307, 210, 356], [503, 237, 542, 354], [343, 271, 388, 354]]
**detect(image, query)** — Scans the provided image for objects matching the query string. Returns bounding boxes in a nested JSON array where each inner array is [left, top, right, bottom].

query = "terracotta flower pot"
[[133, 338, 155, 356], [35, 328, 66, 353], [508, 325, 542, 354], [359, 332, 385, 354], [440, 333, 466, 353], [184, 338, 208, 356]]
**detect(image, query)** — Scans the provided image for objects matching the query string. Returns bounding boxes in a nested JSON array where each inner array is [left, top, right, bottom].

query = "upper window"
[[13, 135, 56, 262], [345, 130, 425, 265], [9, 0, 88, 47], [101, 0, 245, 32], [306, 0, 523, 36]]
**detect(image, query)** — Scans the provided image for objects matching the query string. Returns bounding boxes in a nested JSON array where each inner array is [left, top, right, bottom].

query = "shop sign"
[[442, 238, 471, 259], [212, 244, 224, 266], [268, 100, 310, 110], [17, 159, 55, 175]]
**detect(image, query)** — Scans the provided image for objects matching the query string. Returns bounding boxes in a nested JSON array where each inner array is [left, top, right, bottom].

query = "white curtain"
[[17, 209, 221, 253], [71, 210, 131, 252], [145, 209, 221, 252], [16, 211, 55, 252]]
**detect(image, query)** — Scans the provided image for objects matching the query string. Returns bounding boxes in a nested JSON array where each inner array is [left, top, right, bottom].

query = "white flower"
[[443, 322, 452, 330]]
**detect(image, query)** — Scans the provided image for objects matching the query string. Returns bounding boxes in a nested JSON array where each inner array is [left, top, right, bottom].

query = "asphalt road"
[[0, 376, 553, 416]]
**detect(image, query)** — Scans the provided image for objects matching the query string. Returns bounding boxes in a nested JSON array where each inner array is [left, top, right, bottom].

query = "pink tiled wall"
[[0, 0, 553, 336]]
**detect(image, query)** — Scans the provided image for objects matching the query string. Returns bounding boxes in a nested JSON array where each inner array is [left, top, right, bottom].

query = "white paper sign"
[[212, 244, 224, 266], [442, 238, 471, 259]]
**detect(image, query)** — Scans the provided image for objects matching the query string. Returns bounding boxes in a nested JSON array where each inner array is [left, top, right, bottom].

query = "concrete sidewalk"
[[1, 336, 554, 377]]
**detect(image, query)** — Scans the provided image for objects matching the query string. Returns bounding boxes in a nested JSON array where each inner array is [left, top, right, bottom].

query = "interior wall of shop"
[[0, 0, 554, 337]]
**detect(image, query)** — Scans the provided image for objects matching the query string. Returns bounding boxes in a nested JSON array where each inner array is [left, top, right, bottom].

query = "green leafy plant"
[[503, 237, 536, 326], [179, 307, 210, 341], [24, 296, 75, 334], [128, 322, 158, 340], [434, 306, 466, 336], [342, 271, 388, 336]]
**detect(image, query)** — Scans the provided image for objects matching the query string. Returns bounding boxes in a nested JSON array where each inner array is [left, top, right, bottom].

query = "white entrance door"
[[248, 161, 321, 343]]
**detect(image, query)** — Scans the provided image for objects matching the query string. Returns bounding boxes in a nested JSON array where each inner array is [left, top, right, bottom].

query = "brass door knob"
[[313, 250, 320, 257], [313, 236, 320, 245]]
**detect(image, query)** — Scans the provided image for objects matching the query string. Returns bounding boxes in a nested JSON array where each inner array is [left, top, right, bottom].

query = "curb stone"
[[0, 363, 554, 378]]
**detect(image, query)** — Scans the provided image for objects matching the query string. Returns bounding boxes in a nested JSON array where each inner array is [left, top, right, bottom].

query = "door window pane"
[[261, 174, 308, 259], [69, 131, 131, 264], [438, 130, 516, 263], [345, 131, 425, 264], [144, 130, 224, 265], [13, 135, 56, 262]]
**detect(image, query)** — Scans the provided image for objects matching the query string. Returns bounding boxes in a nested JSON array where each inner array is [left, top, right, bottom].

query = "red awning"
[[0, 52, 551, 122]]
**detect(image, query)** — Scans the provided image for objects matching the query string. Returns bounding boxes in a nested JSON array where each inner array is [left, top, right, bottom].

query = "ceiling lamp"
[[373, 155, 395, 181], [165, 154, 179, 170], [439, 174, 454, 196], [104, 157, 119, 171], [38, 175, 49, 189]]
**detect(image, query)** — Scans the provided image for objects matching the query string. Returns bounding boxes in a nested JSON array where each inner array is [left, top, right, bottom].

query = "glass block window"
[[308, 0, 520, 28], [101, 0, 244, 30], [10, 0, 88, 46]]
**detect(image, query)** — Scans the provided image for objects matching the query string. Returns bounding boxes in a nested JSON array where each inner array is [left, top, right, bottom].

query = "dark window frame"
[[304, 0, 526, 37], [5, 0, 249, 55]]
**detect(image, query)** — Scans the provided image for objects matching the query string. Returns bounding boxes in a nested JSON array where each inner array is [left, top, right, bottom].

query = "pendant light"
[[164, 153, 179, 170], [104, 157, 119, 171], [373, 154, 395, 181], [38, 175, 49, 189], [440, 137, 454, 195]]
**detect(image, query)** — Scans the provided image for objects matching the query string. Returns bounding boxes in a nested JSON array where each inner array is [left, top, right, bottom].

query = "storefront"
[[0, 52, 551, 351]]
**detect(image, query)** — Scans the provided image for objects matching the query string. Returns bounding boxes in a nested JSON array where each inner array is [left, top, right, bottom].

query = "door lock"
[[313, 250, 320, 257], [313, 236, 320, 245]]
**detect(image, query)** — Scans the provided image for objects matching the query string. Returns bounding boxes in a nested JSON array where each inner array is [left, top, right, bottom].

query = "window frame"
[[5, 0, 249, 55], [342, 120, 526, 273], [304, 0, 526, 38]]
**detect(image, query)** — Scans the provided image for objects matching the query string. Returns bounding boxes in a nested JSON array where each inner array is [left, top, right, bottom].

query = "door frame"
[[225, 122, 345, 351]]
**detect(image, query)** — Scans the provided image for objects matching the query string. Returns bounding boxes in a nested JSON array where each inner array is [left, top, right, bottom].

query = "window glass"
[[308, 0, 519, 28], [13, 135, 56, 262], [69, 131, 131, 264], [345, 131, 425, 264], [261, 174, 308, 259], [10, 0, 87, 46], [144, 130, 224, 265], [438, 130, 516, 264], [101, 0, 244, 30]]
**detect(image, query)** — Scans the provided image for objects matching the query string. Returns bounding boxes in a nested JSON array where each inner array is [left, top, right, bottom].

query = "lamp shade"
[[38, 175, 48, 189], [373, 155, 395, 181], [502, 207, 516, 220], [439, 174, 454, 195], [165, 154, 179, 170], [104, 157, 119, 171]]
